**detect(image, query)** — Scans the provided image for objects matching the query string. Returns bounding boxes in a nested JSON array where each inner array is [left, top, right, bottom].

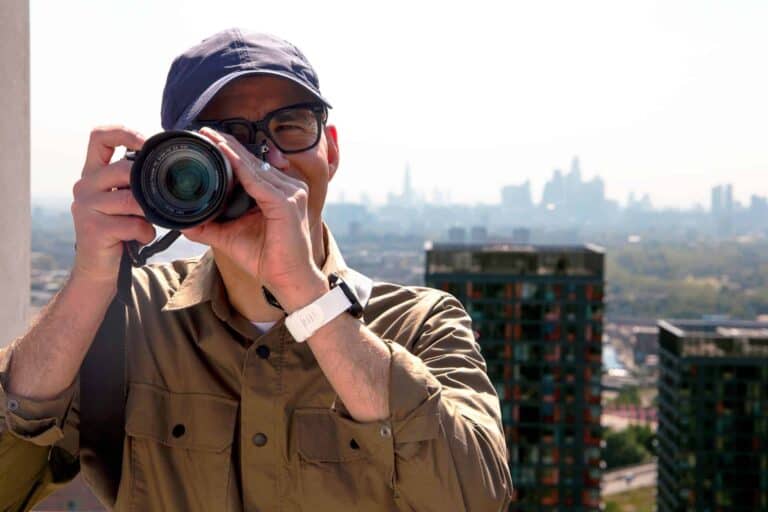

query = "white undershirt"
[[250, 320, 278, 334]]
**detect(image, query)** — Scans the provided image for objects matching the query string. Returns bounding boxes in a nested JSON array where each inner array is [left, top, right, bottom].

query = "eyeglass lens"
[[220, 106, 321, 152]]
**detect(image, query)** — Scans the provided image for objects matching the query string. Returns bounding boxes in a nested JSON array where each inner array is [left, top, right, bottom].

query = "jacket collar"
[[162, 223, 372, 314]]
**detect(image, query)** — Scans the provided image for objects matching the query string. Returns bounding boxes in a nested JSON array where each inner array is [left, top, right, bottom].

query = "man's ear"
[[325, 125, 339, 181]]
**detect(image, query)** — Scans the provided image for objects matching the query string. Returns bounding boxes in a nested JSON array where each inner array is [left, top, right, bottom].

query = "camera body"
[[129, 130, 254, 230]]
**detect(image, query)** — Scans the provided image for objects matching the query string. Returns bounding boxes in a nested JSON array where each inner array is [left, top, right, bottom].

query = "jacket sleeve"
[[335, 292, 514, 512], [0, 346, 80, 511]]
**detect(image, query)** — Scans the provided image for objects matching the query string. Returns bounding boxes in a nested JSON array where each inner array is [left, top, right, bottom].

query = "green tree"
[[612, 386, 641, 406], [603, 426, 654, 469]]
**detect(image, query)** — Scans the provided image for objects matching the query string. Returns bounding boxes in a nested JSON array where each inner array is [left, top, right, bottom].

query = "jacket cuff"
[[0, 349, 75, 446]]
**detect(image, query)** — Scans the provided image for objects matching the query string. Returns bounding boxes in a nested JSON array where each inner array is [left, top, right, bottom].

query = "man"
[[0, 29, 513, 511]]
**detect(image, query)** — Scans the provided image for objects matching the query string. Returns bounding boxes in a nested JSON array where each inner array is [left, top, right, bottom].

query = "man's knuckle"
[[89, 126, 108, 141], [294, 188, 309, 203]]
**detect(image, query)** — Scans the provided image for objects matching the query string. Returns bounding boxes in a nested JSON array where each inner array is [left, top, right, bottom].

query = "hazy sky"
[[30, 0, 768, 208]]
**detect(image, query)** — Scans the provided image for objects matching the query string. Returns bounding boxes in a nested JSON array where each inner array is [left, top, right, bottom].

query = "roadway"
[[601, 461, 657, 496]]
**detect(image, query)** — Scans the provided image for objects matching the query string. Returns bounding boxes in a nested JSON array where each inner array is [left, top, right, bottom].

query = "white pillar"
[[0, 0, 30, 347]]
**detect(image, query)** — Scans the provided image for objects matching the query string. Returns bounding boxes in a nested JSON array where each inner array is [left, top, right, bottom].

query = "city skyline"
[[327, 158, 762, 213], [30, 157, 766, 214]]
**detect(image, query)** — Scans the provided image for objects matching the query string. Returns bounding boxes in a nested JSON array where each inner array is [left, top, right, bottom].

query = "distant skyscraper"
[[425, 244, 605, 511], [750, 194, 768, 216], [385, 163, 418, 207], [710, 184, 734, 236], [470, 225, 488, 243], [539, 158, 608, 220], [402, 162, 413, 205], [570, 156, 581, 177], [724, 183, 734, 217], [501, 181, 533, 210], [566, 157, 582, 202], [710, 185, 723, 216], [541, 169, 566, 209], [447, 226, 467, 243], [657, 320, 768, 511]]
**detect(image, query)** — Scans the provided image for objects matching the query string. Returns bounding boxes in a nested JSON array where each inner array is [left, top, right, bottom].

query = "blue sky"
[[30, 0, 768, 208]]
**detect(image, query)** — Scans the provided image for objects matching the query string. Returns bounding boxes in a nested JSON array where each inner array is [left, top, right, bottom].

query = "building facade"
[[657, 320, 768, 511], [425, 243, 605, 511]]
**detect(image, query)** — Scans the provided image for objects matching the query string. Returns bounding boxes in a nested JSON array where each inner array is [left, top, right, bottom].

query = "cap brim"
[[174, 69, 332, 130]]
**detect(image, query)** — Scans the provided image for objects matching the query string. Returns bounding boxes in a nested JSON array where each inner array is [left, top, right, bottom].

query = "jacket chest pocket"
[[123, 383, 238, 512], [292, 408, 397, 510]]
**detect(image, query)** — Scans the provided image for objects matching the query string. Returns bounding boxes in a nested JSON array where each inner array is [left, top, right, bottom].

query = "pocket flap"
[[126, 383, 237, 453], [293, 408, 368, 463]]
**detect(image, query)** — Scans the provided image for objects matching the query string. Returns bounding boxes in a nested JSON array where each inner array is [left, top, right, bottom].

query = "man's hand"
[[181, 127, 327, 311], [71, 126, 156, 285]]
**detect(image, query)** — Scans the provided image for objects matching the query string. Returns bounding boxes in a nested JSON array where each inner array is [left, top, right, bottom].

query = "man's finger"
[[198, 128, 303, 193], [77, 159, 132, 195], [250, 158, 307, 194], [181, 221, 224, 247], [214, 139, 285, 205], [85, 189, 145, 217], [82, 126, 145, 176]]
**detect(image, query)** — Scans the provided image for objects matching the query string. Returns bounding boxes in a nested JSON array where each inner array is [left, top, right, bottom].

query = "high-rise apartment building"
[[657, 320, 768, 511], [425, 243, 605, 511]]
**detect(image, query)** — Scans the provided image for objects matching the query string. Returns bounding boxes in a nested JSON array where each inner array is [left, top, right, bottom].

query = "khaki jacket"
[[0, 229, 512, 511]]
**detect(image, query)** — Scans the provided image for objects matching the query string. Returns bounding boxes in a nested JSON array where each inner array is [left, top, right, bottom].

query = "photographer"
[[0, 29, 512, 511]]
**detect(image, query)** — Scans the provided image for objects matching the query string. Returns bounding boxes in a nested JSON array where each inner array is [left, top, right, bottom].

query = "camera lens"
[[156, 148, 218, 211], [131, 131, 235, 229], [165, 158, 209, 202]]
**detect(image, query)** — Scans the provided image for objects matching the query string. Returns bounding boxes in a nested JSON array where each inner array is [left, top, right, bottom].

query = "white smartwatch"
[[285, 273, 363, 342]]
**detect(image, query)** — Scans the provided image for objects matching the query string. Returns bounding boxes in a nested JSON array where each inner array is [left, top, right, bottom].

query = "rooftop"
[[659, 319, 768, 358], [425, 242, 604, 277]]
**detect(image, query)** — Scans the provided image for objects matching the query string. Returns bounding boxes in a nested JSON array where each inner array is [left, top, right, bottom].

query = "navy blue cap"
[[161, 29, 331, 130]]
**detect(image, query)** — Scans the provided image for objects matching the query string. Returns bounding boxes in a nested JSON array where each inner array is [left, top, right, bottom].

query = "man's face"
[[197, 75, 339, 228]]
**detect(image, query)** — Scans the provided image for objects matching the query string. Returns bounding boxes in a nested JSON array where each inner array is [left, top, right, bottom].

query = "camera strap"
[[114, 228, 286, 315], [80, 294, 127, 506], [116, 230, 182, 307]]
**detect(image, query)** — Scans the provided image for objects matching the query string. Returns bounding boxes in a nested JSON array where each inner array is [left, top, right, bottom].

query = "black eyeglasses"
[[193, 102, 328, 154]]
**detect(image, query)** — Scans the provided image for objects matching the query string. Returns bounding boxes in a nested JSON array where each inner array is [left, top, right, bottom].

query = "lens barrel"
[[130, 131, 253, 229]]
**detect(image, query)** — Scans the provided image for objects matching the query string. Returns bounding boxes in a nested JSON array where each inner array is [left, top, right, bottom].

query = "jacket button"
[[172, 424, 186, 438], [256, 345, 270, 359], [7, 399, 19, 412], [252, 432, 268, 447], [379, 423, 392, 438]]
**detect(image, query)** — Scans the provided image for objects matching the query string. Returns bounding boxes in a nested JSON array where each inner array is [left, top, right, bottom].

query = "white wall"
[[0, 0, 30, 347]]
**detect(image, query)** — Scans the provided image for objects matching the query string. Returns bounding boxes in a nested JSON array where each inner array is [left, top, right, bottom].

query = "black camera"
[[115, 130, 269, 306], [128, 130, 259, 230]]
